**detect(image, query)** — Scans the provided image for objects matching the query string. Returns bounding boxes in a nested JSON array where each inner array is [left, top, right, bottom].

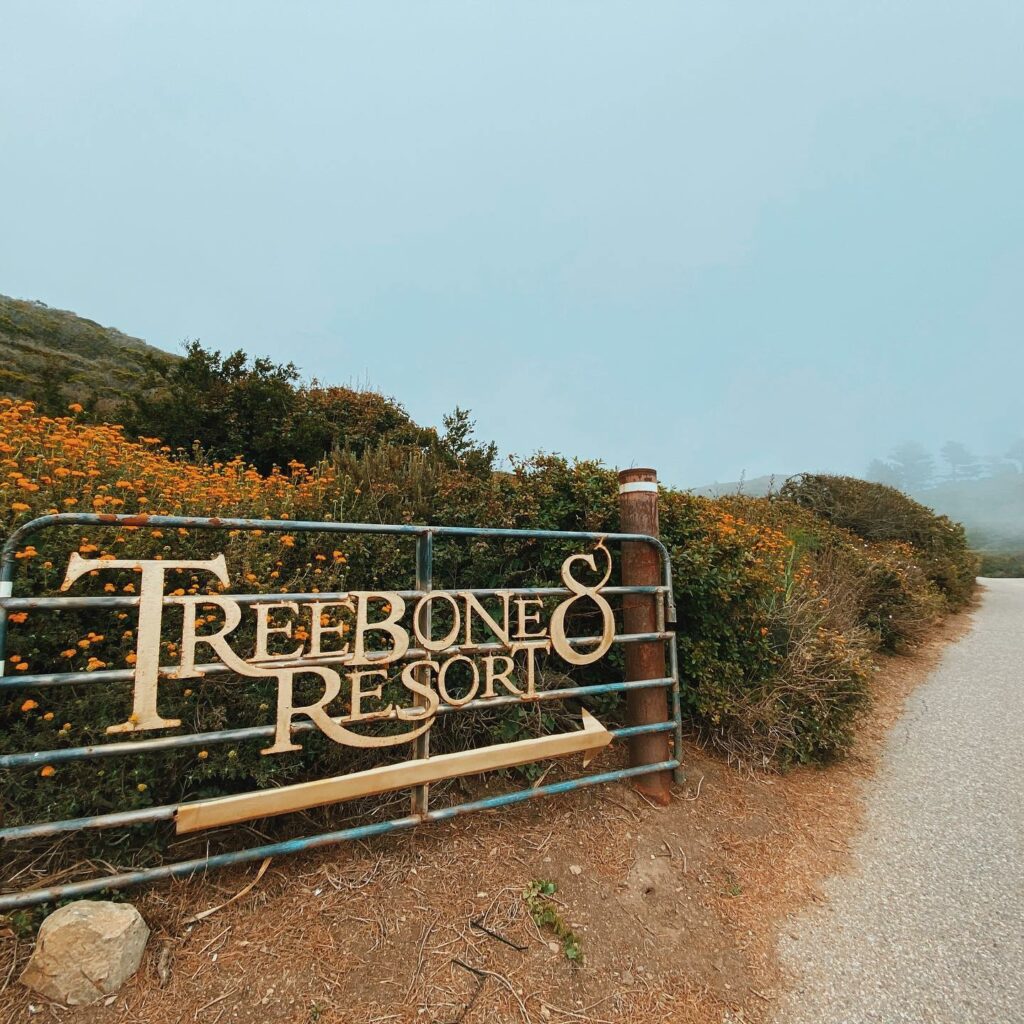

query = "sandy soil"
[[0, 609, 973, 1024]]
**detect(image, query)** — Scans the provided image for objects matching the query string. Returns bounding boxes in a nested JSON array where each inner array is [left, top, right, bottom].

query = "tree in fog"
[[888, 442, 935, 491], [867, 458, 902, 488], [940, 441, 981, 482], [1006, 439, 1024, 473]]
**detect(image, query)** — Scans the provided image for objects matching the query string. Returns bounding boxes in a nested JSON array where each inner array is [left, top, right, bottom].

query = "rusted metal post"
[[618, 468, 672, 804], [410, 530, 433, 814]]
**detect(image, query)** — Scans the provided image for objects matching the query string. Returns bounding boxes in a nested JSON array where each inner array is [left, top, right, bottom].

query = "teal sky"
[[2, 2, 1021, 486]]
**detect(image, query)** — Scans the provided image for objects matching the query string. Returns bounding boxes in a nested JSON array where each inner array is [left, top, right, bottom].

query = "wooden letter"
[[262, 666, 343, 755], [510, 640, 550, 698], [461, 591, 512, 647], [549, 544, 615, 666], [350, 592, 409, 665], [255, 602, 304, 662], [437, 654, 480, 707], [60, 554, 230, 734], [514, 596, 546, 639], [308, 599, 354, 659], [412, 591, 461, 652], [349, 668, 393, 722], [482, 654, 521, 698], [399, 660, 440, 720]]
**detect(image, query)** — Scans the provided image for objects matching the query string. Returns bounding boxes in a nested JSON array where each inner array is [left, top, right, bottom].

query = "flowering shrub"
[[722, 495, 950, 655], [0, 400, 972, 858]]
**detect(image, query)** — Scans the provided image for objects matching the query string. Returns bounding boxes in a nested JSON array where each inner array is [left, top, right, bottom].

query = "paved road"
[[774, 578, 1024, 1024]]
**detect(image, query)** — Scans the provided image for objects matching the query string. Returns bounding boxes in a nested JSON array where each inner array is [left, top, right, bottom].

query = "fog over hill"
[[695, 448, 1024, 555], [4, 290, 1020, 559]]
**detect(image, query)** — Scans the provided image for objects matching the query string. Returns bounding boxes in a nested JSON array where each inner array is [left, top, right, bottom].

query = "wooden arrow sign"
[[175, 708, 613, 834]]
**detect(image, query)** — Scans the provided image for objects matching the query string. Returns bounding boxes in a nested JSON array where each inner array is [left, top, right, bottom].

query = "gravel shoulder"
[[774, 578, 1024, 1024]]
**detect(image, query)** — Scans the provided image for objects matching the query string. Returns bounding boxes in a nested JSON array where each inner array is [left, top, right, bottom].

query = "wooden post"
[[618, 468, 672, 805]]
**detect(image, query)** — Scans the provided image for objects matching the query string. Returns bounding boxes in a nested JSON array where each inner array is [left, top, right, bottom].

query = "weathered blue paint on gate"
[[0, 513, 682, 911]]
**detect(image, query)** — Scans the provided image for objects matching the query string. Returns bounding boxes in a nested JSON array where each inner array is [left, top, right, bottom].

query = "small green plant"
[[3, 905, 48, 939], [523, 880, 583, 964]]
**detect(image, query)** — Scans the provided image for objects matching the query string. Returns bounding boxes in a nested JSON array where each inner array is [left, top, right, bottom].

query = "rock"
[[21, 901, 149, 1005], [569, 864, 582, 875]]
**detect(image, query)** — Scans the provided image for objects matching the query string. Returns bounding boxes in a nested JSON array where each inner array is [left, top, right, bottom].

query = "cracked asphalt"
[[774, 578, 1024, 1024]]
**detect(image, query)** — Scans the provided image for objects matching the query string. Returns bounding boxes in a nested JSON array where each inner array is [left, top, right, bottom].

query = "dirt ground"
[[0, 610, 972, 1024]]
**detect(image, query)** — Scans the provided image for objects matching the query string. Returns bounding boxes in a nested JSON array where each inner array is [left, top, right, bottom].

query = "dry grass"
[[0, 608, 974, 1024]]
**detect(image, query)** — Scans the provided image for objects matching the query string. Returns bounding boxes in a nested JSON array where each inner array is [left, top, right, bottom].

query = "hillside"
[[691, 473, 780, 499], [0, 294, 175, 413]]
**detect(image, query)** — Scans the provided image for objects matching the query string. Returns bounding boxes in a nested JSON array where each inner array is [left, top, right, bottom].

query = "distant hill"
[[910, 473, 1024, 552], [690, 474, 782, 499], [0, 294, 176, 413]]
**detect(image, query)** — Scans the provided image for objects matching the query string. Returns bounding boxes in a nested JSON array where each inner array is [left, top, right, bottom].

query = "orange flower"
[[40, 765, 56, 778], [67, 403, 84, 413], [20, 699, 38, 712]]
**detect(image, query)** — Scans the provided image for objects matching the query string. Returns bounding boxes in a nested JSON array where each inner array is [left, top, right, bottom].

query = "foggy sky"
[[2, 2, 1022, 486]]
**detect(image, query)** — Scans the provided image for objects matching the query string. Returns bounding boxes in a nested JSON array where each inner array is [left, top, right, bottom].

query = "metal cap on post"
[[618, 468, 672, 805]]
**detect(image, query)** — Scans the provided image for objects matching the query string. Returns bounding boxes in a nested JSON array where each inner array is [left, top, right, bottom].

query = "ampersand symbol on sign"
[[549, 539, 616, 666]]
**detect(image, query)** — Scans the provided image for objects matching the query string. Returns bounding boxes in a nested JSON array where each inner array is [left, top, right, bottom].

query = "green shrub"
[[0, 403, 975, 873], [780, 474, 977, 608]]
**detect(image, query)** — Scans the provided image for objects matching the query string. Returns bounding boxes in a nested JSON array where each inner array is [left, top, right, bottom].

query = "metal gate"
[[0, 512, 681, 910]]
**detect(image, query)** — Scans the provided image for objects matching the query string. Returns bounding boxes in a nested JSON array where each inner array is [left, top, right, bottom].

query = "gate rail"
[[0, 513, 682, 911]]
